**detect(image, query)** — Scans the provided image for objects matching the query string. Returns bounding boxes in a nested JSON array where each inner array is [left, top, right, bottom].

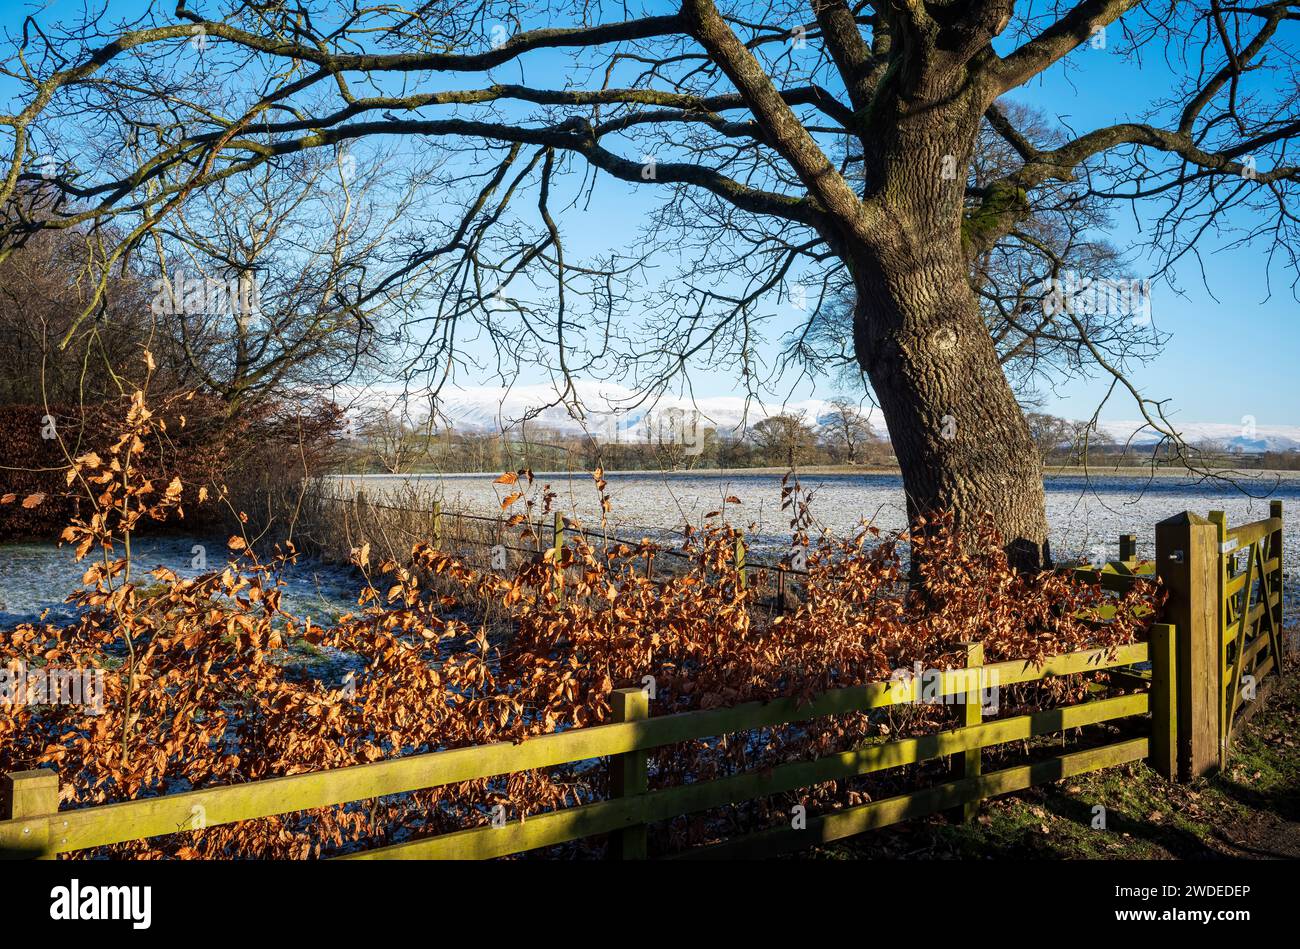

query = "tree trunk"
[[852, 246, 1051, 571], [841, 80, 1051, 572]]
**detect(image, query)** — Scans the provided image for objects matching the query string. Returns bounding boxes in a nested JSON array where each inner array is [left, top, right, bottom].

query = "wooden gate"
[[1210, 501, 1285, 759], [1157, 501, 1286, 776]]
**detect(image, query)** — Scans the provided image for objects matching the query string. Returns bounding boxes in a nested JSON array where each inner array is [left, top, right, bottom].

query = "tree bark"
[[852, 248, 1051, 570]]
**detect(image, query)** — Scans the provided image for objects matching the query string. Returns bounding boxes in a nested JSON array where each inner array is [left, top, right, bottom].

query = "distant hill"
[[1095, 420, 1300, 453], [430, 381, 851, 440], [342, 381, 1300, 454]]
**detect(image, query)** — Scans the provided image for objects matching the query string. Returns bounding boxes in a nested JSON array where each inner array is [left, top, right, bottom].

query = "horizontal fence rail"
[[320, 489, 809, 577], [343, 692, 1157, 861], [673, 738, 1152, 860]]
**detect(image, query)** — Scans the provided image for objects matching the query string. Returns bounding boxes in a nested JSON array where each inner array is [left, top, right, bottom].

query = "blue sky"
[[3, 2, 1296, 428], [1004, 39, 1300, 429]]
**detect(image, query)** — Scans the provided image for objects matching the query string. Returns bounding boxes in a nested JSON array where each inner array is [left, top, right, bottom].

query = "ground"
[[815, 662, 1300, 860]]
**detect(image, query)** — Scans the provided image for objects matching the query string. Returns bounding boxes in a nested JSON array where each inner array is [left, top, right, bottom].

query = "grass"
[[813, 657, 1300, 860]]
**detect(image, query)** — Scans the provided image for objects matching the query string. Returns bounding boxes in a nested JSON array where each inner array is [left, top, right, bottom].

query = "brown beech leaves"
[[0, 391, 1163, 858]]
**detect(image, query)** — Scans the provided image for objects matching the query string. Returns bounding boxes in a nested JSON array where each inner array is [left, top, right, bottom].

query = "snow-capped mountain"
[[1096, 420, 1300, 453], [342, 379, 881, 440], [336, 380, 1300, 453]]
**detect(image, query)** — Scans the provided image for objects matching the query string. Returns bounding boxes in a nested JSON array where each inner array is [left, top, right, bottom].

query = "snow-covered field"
[[338, 469, 1300, 621], [0, 533, 362, 630], [3, 469, 1294, 628]]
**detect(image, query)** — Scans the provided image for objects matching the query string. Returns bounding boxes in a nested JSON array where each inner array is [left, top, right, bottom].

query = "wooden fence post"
[[1, 769, 59, 859], [1208, 510, 1232, 767], [954, 642, 984, 822], [432, 499, 442, 549], [735, 533, 747, 591], [553, 511, 565, 602], [1155, 512, 1220, 779], [608, 687, 649, 859], [1148, 623, 1178, 780], [1119, 533, 1137, 564], [1270, 500, 1285, 668]]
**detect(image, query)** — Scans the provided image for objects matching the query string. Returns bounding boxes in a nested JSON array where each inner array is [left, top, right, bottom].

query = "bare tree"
[[1023, 410, 1073, 464], [802, 101, 1168, 402], [1066, 418, 1117, 464], [145, 147, 429, 417], [822, 395, 875, 465], [640, 406, 708, 470], [3, 1, 1297, 566], [0, 207, 156, 404], [353, 405, 431, 475]]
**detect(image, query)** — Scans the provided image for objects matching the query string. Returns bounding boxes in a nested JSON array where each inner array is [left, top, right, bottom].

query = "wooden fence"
[[0, 501, 1286, 859], [2, 639, 1168, 860]]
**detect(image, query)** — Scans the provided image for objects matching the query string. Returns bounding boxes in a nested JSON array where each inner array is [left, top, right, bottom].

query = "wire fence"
[[313, 489, 815, 610], [310, 488, 1159, 625], [317, 491, 808, 567]]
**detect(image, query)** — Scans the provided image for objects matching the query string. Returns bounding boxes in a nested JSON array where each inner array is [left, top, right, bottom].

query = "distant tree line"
[[341, 401, 895, 475], [1024, 411, 1300, 471], [340, 403, 1300, 476]]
